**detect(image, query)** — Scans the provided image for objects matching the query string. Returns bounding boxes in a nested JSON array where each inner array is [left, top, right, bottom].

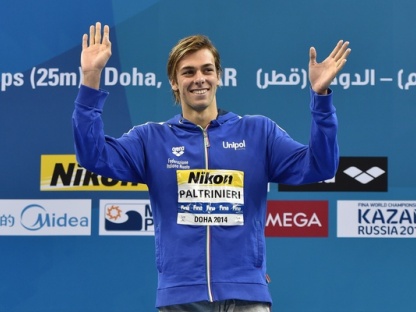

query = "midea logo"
[[343, 166, 385, 184], [20, 204, 89, 231]]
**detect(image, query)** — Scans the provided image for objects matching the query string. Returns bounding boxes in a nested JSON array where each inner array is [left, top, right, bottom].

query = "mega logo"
[[40, 155, 148, 191], [99, 200, 154, 236], [265, 200, 328, 237]]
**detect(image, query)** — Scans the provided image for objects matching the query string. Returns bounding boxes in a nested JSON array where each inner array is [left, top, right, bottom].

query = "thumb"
[[309, 47, 317, 65]]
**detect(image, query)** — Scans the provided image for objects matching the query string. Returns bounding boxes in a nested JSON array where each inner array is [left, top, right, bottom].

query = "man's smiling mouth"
[[191, 89, 208, 94]]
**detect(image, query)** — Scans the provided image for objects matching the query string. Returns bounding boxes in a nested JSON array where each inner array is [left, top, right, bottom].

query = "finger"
[[95, 22, 102, 45], [336, 48, 351, 70], [328, 40, 343, 58], [89, 25, 94, 46], [333, 41, 350, 61], [309, 47, 317, 64], [103, 25, 111, 46], [82, 34, 88, 50], [336, 59, 348, 73]]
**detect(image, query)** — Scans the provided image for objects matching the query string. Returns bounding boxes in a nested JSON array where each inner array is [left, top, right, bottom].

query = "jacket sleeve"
[[268, 88, 339, 185], [72, 85, 145, 183]]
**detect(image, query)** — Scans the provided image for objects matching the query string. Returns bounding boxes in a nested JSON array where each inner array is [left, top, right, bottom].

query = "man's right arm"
[[72, 23, 144, 183], [72, 85, 144, 183]]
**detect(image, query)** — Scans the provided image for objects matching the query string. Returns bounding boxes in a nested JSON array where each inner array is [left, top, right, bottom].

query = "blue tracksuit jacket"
[[72, 85, 339, 308]]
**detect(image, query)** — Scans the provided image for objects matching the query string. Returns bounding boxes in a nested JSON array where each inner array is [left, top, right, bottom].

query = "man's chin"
[[183, 101, 210, 112]]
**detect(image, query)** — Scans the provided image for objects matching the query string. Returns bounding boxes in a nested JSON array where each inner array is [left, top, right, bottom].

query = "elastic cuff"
[[75, 85, 109, 109]]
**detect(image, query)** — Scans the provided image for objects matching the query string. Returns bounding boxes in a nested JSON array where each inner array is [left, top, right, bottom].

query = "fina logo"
[[222, 140, 246, 150], [172, 146, 185, 157], [20, 204, 88, 231]]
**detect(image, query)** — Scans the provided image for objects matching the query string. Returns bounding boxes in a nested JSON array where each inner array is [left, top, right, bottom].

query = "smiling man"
[[168, 40, 221, 127], [72, 22, 350, 312]]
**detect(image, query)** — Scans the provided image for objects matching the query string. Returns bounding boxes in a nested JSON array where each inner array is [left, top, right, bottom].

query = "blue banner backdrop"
[[1, 0, 416, 311]]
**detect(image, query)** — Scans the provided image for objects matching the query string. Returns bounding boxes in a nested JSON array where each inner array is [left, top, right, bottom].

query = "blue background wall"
[[1, 0, 416, 311]]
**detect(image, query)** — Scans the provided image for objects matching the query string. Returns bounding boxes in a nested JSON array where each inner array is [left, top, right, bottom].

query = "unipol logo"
[[222, 140, 246, 150], [343, 166, 385, 184], [172, 146, 185, 157]]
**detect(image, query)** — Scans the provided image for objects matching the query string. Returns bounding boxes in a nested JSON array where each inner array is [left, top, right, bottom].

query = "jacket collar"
[[167, 109, 239, 129]]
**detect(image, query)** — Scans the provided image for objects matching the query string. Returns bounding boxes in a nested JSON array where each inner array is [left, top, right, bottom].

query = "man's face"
[[171, 48, 220, 113]]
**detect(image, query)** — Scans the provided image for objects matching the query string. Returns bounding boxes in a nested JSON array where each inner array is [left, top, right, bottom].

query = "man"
[[73, 22, 350, 311]]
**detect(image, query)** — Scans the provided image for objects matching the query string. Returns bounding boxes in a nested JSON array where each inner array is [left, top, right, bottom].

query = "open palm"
[[81, 22, 112, 88], [309, 40, 351, 94]]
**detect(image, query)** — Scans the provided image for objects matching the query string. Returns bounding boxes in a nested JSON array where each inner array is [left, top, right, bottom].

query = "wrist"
[[82, 70, 102, 90]]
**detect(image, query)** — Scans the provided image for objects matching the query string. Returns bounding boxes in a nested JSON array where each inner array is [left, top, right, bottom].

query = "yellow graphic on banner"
[[40, 154, 148, 191]]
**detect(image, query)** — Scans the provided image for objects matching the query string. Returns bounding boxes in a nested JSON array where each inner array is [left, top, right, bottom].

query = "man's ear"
[[170, 80, 178, 91]]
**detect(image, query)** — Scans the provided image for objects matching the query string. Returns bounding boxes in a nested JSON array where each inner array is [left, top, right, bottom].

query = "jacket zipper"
[[201, 125, 213, 302]]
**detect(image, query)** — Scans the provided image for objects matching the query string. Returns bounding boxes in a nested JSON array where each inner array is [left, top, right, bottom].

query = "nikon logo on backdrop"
[[40, 155, 148, 191]]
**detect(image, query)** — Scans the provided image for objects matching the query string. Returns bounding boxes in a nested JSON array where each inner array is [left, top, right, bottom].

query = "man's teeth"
[[192, 89, 207, 94]]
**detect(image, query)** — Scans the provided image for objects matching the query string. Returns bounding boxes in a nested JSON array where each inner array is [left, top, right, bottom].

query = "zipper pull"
[[203, 129, 210, 148]]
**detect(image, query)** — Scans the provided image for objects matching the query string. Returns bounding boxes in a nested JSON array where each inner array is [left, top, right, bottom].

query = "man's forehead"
[[178, 49, 215, 68]]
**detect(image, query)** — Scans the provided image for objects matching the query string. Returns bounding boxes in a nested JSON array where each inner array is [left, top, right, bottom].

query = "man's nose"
[[194, 72, 205, 85]]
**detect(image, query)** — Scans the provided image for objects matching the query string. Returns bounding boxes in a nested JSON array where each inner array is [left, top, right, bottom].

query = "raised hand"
[[81, 22, 112, 89], [309, 40, 351, 94]]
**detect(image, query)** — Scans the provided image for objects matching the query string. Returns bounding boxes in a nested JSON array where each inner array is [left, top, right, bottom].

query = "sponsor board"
[[0, 199, 91, 236], [337, 200, 416, 238], [278, 157, 387, 192], [176, 169, 244, 226], [265, 200, 328, 237], [99, 200, 154, 236], [40, 154, 148, 191]]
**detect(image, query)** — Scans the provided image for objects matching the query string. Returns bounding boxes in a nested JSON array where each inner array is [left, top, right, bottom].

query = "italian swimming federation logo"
[[99, 200, 154, 236]]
